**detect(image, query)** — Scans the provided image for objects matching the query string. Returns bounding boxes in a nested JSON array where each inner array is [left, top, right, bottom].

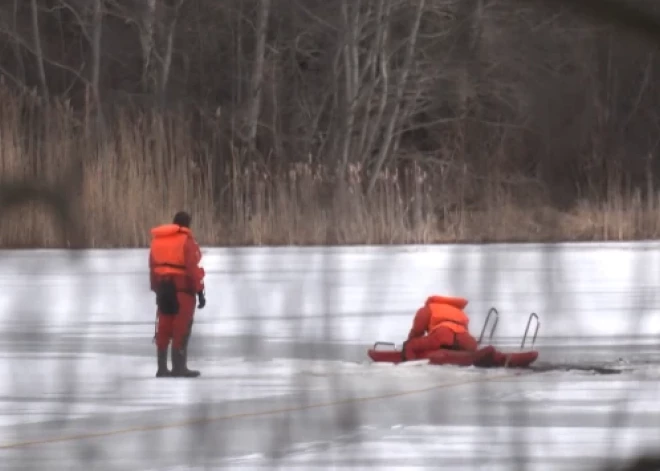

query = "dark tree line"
[[2, 0, 660, 209]]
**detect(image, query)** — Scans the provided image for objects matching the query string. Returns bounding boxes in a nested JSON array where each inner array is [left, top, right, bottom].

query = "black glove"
[[197, 290, 206, 309]]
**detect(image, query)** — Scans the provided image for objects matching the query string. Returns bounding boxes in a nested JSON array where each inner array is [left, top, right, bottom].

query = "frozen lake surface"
[[0, 242, 659, 470]]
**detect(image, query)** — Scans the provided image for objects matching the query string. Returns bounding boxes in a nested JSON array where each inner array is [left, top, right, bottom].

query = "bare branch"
[[30, 0, 49, 100], [246, 0, 271, 150]]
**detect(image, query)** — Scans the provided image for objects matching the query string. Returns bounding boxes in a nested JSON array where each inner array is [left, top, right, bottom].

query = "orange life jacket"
[[426, 295, 470, 334], [150, 224, 192, 276]]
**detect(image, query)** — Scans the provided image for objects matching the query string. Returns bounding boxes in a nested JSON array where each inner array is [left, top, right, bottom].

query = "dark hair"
[[173, 211, 192, 228]]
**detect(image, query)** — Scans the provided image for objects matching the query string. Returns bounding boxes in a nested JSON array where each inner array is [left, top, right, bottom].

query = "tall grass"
[[0, 86, 659, 249]]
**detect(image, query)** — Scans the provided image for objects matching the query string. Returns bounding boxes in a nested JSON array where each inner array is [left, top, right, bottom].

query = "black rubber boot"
[[156, 349, 171, 377], [171, 348, 200, 378]]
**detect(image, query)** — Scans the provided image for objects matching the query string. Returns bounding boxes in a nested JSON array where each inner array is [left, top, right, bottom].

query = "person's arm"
[[184, 237, 205, 293], [148, 250, 157, 292], [408, 306, 430, 340], [184, 237, 206, 308]]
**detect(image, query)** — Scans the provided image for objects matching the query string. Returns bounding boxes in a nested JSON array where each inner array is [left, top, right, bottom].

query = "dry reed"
[[0, 85, 659, 249]]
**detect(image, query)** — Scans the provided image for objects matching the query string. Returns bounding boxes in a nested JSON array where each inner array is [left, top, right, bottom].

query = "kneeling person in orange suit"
[[402, 295, 478, 361], [149, 211, 206, 378]]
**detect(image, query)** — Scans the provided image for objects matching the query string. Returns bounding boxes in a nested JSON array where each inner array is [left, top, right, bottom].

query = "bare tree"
[[30, 0, 48, 100], [139, 0, 157, 94], [0, 0, 655, 205], [246, 0, 272, 151], [366, 0, 425, 194]]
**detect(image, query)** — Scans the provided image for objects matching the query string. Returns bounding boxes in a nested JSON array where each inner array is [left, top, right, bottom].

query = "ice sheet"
[[0, 243, 658, 470], [2, 242, 660, 342]]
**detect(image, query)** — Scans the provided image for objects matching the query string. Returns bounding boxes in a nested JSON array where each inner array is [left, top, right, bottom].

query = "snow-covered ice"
[[0, 241, 659, 470]]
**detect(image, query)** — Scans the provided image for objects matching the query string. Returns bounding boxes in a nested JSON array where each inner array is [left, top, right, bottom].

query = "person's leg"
[[171, 293, 199, 377], [454, 331, 478, 352], [403, 327, 455, 360], [155, 311, 174, 377], [154, 277, 181, 377]]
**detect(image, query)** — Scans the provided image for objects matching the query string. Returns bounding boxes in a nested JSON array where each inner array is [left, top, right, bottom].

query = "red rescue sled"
[[367, 344, 538, 368], [367, 309, 541, 369]]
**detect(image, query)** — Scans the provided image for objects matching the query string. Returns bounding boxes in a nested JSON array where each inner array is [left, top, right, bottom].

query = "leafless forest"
[[1, 0, 660, 247]]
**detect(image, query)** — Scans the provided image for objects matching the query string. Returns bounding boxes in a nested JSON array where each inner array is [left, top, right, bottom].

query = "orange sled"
[[367, 344, 538, 368], [367, 309, 540, 368]]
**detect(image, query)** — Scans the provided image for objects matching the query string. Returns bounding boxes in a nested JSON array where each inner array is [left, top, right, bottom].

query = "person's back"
[[149, 211, 206, 377], [403, 295, 477, 361], [150, 223, 202, 296]]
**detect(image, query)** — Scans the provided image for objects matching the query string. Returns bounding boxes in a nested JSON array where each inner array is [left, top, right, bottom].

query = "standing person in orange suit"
[[402, 295, 478, 361], [149, 211, 206, 378]]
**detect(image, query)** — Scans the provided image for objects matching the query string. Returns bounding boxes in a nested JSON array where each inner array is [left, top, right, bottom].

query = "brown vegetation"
[[1, 0, 660, 248]]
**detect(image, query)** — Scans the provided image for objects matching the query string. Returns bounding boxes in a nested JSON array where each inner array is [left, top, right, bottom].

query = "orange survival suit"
[[149, 219, 206, 378], [402, 295, 478, 361]]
